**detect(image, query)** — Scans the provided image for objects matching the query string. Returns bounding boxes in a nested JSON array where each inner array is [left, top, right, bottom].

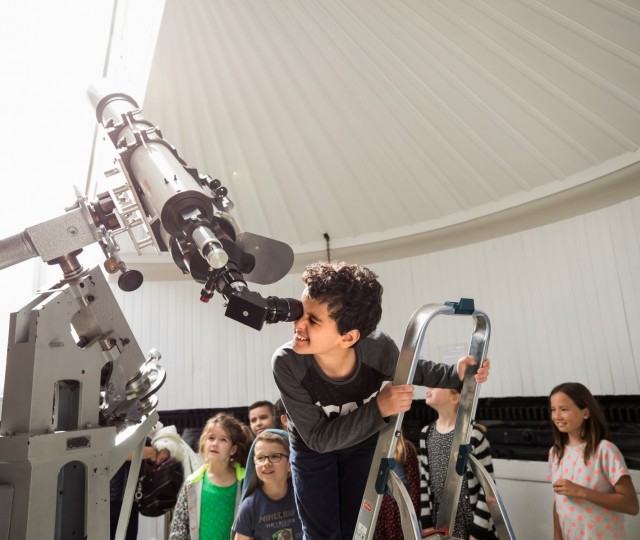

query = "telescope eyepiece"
[[265, 296, 303, 324]]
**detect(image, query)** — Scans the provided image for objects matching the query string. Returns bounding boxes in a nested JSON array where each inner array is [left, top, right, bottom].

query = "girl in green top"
[[170, 413, 251, 540]]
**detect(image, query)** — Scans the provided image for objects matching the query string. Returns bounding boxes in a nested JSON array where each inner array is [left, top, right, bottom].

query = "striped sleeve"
[[468, 424, 496, 539], [417, 423, 435, 529]]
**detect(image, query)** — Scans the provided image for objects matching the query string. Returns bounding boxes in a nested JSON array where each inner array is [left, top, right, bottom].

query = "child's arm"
[[470, 425, 494, 479], [552, 474, 639, 515], [273, 355, 388, 453], [413, 356, 491, 388], [168, 484, 190, 540], [381, 357, 491, 417], [468, 427, 495, 538], [417, 425, 435, 532], [276, 380, 387, 452], [272, 333, 401, 452], [412, 358, 462, 389], [232, 496, 257, 540]]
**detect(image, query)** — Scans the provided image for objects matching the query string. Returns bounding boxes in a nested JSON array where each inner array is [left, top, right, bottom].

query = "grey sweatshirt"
[[272, 331, 461, 453]]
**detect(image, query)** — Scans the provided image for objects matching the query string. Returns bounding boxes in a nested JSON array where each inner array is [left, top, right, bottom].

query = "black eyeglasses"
[[254, 453, 289, 464]]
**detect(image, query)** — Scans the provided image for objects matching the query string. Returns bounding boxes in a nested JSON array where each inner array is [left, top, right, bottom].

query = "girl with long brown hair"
[[548, 382, 638, 539]]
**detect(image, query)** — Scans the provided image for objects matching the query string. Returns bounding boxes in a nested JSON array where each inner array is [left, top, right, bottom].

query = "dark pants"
[[290, 442, 376, 540]]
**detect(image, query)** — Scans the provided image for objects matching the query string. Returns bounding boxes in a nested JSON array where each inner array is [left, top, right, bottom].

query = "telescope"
[[0, 84, 303, 331], [0, 83, 302, 539], [90, 84, 302, 329]]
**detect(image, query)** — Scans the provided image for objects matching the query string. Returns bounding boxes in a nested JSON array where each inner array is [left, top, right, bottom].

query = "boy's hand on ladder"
[[376, 383, 415, 418], [456, 356, 491, 383]]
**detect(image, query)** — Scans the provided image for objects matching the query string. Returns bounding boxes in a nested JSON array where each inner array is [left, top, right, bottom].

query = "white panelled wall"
[[130, 193, 640, 540], [112, 194, 640, 411], [126, 194, 640, 540]]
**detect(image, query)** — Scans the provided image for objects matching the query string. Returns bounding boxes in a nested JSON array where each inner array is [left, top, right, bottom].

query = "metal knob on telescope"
[[118, 269, 144, 292]]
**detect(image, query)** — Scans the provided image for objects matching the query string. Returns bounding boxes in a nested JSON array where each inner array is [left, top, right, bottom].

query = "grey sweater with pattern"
[[272, 331, 462, 453]]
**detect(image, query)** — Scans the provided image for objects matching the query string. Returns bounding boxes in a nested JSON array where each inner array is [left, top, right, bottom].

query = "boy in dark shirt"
[[272, 261, 490, 539]]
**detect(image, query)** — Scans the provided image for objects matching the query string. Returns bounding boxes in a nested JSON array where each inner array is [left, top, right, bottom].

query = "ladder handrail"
[[387, 468, 422, 539], [435, 310, 490, 532], [468, 455, 516, 540], [355, 301, 485, 540]]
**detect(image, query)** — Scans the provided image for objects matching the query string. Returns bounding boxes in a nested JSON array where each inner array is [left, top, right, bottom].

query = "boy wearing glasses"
[[272, 261, 490, 539], [233, 430, 302, 540]]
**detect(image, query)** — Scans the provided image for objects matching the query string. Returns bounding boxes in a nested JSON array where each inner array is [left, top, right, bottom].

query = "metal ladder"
[[353, 299, 516, 540]]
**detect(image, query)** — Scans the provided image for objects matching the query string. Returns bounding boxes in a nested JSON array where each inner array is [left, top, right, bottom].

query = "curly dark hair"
[[302, 261, 383, 339]]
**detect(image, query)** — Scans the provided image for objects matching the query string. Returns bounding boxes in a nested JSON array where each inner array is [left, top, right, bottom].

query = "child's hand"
[[456, 356, 490, 383], [552, 478, 584, 499], [422, 528, 447, 539], [376, 383, 414, 418]]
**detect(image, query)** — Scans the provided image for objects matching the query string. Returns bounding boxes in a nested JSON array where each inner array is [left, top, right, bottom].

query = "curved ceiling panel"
[[140, 0, 640, 266]]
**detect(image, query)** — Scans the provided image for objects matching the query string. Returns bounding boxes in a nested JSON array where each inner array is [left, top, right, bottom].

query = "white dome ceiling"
[[136, 0, 640, 270]]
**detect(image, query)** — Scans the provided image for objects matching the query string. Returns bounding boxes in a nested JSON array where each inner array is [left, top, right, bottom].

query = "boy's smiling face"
[[292, 293, 357, 358]]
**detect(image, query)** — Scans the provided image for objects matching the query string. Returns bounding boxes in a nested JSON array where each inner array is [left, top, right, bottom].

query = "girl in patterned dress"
[[418, 387, 497, 540], [169, 413, 251, 540], [548, 382, 638, 540]]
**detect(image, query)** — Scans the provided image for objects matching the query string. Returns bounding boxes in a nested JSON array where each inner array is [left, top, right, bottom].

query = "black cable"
[[323, 232, 331, 262]]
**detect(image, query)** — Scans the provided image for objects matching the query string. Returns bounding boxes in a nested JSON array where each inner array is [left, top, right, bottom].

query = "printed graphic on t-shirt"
[[256, 507, 300, 539], [302, 362, 388, 419], [234, 488, 303, 540], [272, 529, 293, 540]]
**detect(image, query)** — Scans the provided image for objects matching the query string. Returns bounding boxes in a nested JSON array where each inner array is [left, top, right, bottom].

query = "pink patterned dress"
[[548, 440, 630, 540]]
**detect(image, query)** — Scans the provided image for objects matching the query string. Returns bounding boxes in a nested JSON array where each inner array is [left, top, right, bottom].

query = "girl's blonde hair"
[[394, 433, 407, 464], [198, 412, 251, 466]]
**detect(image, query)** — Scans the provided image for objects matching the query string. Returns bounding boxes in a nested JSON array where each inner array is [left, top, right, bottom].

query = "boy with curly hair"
[[272, 261, 490, 539]]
